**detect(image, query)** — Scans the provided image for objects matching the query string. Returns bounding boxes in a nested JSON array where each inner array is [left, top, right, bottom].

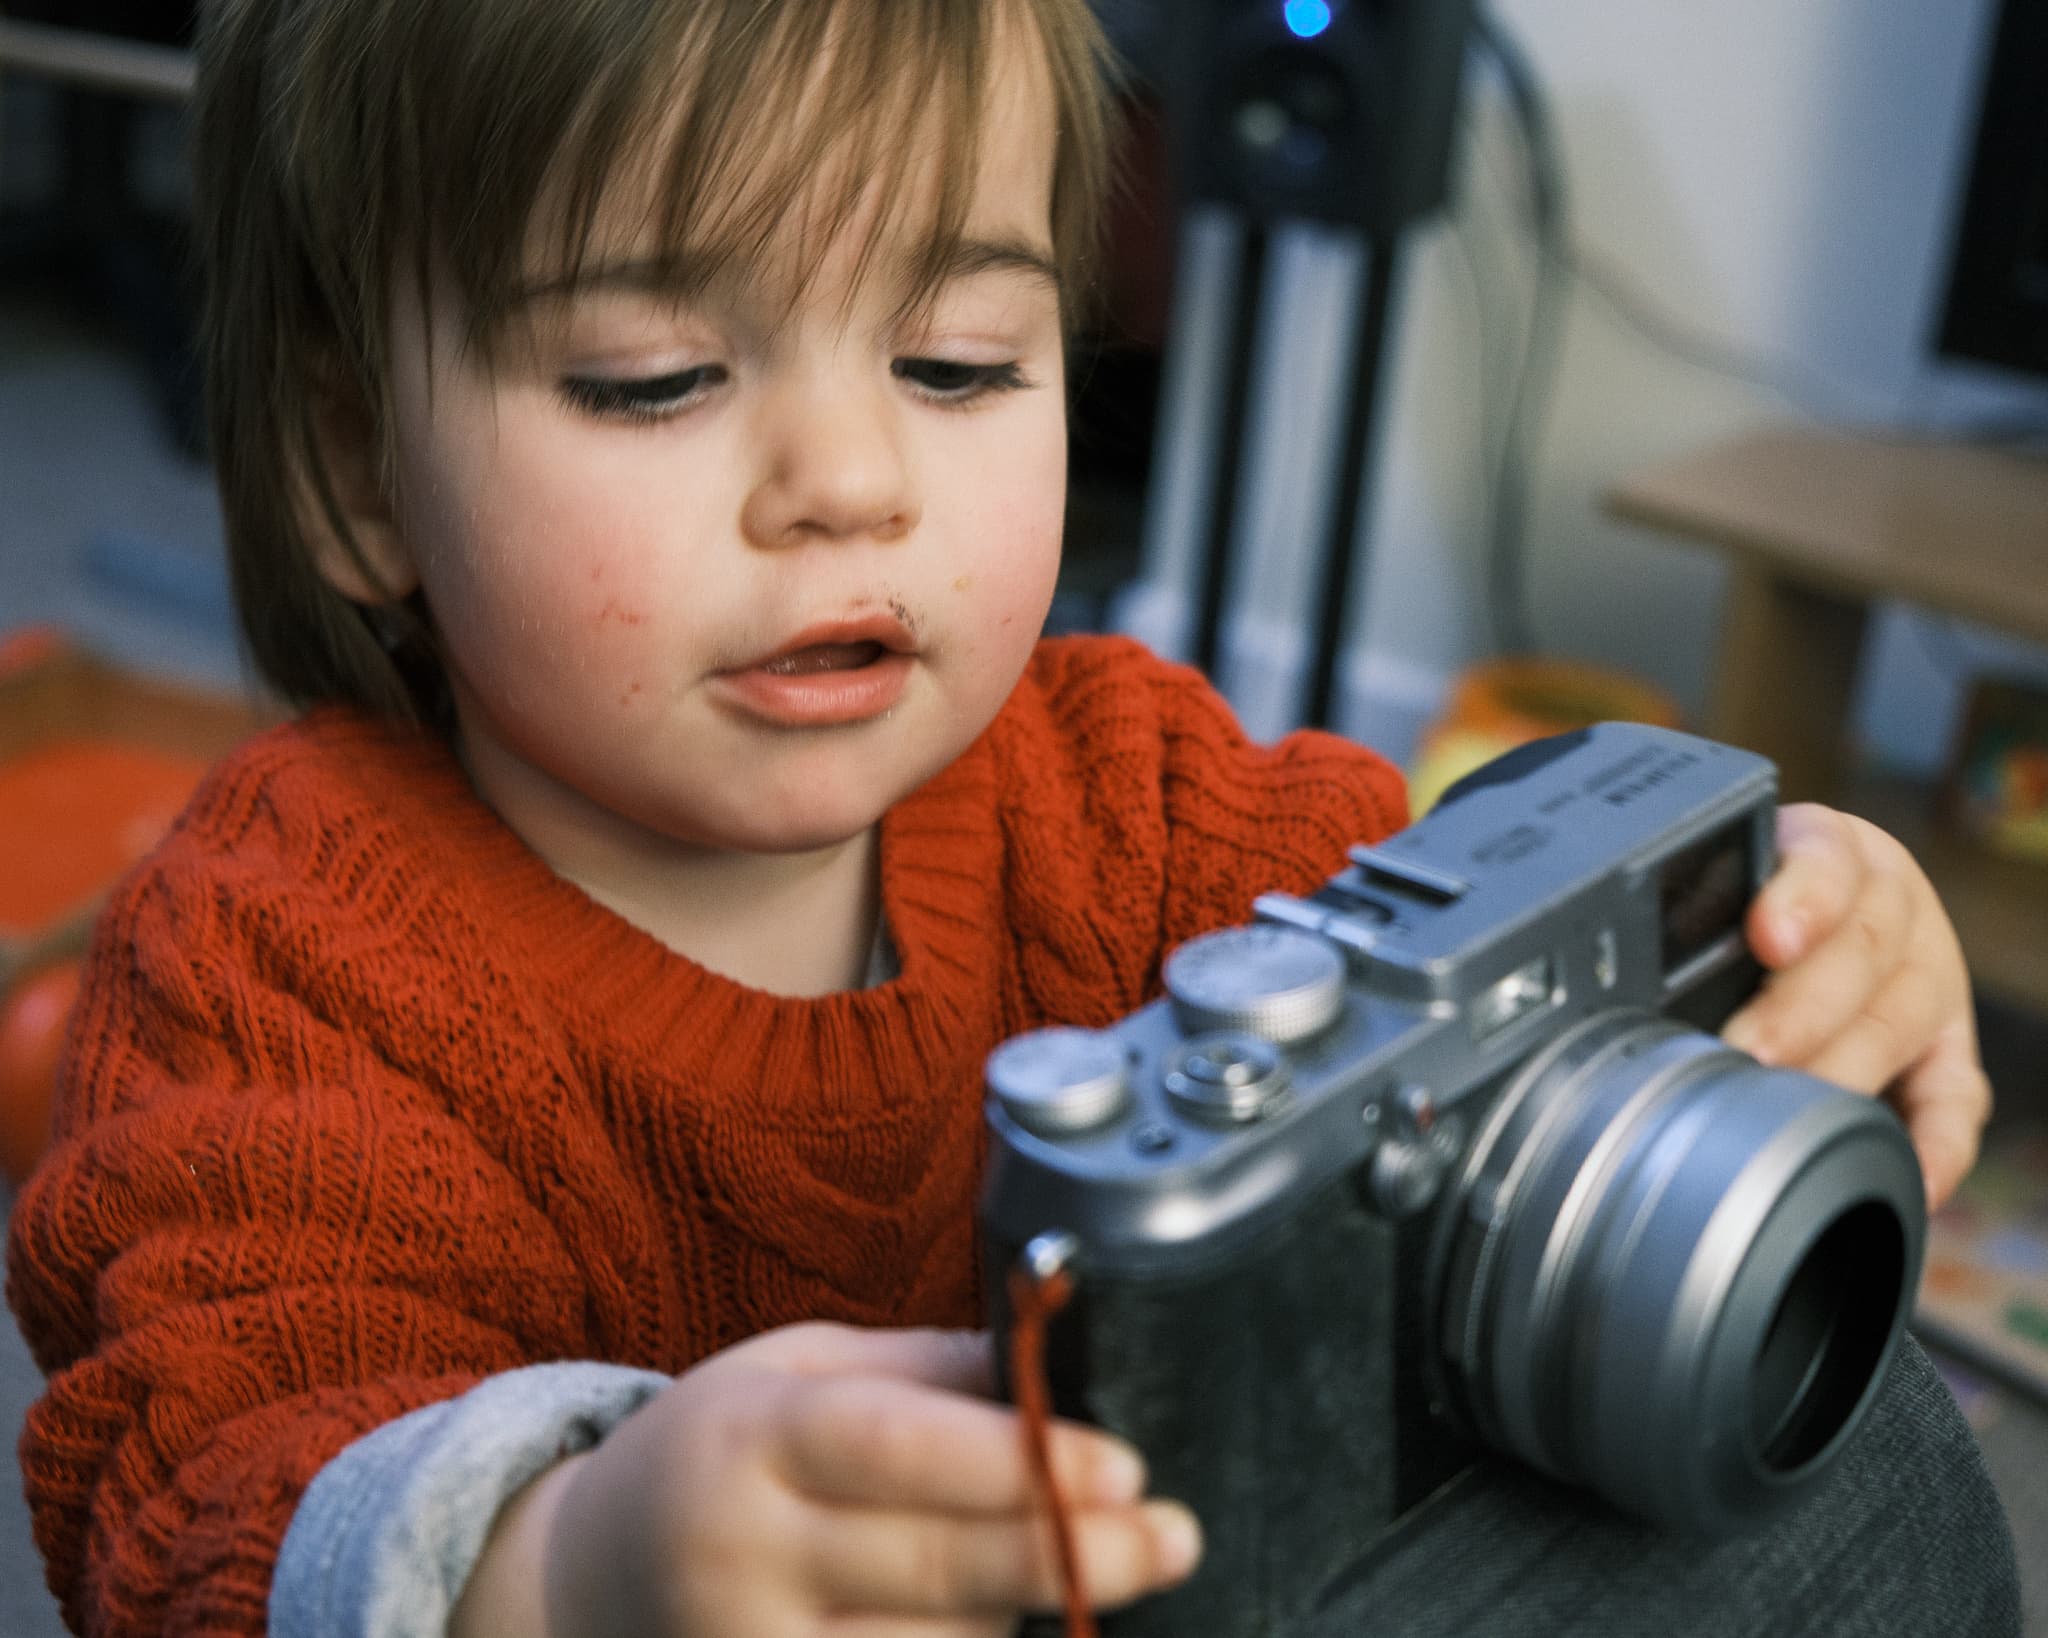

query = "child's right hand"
[[458, 1322, 1203, 1638]]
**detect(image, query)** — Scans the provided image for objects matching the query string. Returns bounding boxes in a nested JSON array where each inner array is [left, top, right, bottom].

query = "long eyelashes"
[[558, 366, 725, 423], [558, 359, 1034, 425], [891, 358, 1032, 404]]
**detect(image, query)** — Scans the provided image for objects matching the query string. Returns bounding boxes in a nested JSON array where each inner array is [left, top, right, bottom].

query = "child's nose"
[[740, 380, 921, 549]]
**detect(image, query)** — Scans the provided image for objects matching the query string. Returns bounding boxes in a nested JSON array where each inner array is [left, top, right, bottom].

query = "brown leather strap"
[[1007, 1262, 1096, 1638]]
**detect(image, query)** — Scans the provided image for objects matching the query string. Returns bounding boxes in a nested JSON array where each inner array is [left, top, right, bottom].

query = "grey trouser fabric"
[[1315, 1336, 2020, 1637]]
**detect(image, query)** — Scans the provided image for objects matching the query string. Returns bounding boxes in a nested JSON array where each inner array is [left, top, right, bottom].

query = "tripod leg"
[[1132, 206, 1252, 668], [1304, 237, 1405, 731], [1190, 225, 1266, 678]]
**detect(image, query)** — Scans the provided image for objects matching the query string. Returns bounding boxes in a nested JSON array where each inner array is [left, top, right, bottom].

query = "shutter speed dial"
[[1165, 924, 1347, 1045]]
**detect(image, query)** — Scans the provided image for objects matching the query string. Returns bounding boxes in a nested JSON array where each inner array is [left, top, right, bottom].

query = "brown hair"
[[193, 0, 1122, 724]]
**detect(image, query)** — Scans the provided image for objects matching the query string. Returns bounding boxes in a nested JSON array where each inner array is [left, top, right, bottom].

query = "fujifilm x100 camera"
[[981, 722, 1925, 1637]]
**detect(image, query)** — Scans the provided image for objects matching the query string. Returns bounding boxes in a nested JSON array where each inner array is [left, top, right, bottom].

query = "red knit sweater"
[[5, 635, 1405, 1636]]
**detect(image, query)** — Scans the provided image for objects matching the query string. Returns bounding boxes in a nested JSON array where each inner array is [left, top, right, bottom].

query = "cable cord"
[[1467, 8, 1569, 657]]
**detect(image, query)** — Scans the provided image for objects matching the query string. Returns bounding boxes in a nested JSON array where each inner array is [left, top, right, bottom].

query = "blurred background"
[[4, 1, 2048, 1633]]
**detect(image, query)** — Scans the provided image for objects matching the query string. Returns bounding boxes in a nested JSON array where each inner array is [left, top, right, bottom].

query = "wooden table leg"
[[1707, 566, 1868, 805]]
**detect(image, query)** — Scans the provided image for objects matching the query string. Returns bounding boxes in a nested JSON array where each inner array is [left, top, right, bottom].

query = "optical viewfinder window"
[[1659, 821, 1752, 978]]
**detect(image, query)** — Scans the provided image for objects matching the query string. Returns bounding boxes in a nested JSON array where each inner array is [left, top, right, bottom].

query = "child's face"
[[366, 33, 1067, 869]]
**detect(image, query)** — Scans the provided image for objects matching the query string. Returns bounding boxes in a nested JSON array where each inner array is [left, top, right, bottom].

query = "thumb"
[[750, 1321, 996, 1396]]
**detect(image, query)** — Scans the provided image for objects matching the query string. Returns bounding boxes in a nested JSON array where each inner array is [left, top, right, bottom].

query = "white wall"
[[1124, 0, 2048, 773]]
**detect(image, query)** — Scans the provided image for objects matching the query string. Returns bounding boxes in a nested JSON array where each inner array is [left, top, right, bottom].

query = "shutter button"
[[1163, 1032, 1290, 1124]]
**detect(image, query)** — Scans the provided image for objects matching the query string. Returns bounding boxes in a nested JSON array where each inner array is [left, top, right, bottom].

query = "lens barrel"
[[1434, 1011, 1925, 1535]]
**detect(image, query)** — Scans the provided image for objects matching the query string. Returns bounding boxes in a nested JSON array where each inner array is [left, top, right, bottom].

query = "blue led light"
[[1283, 0, 1332, 39]]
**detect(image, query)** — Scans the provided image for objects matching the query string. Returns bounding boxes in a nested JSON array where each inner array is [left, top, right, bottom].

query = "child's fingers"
[[802, 1497, 1202, 1617], [1759, 958, 1947, 1098], [822, 1618, 1015, 1638], [1743, 804, 1870, 969], [776, 1371, 1146, 1513], [1891, 1020, 1994, 1210], [753, 1322, 996, 1398], [1724, 853, 1918, 1078]]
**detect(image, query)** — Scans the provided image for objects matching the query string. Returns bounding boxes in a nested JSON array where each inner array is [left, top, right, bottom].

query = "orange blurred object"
[[0, 959, 83, 1188], [0, 624, 67, 679], [0, 739, 211, 940]]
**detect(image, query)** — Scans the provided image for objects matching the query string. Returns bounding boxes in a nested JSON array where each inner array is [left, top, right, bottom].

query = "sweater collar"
[[300, 700, 1012, 1060]]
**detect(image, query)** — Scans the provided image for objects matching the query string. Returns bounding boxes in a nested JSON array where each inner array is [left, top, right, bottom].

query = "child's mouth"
[[716, 624, 913, 726], [761, 641, 887, 675]]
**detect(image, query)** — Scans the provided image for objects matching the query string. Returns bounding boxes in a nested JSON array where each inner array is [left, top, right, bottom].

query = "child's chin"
[[713, 797, 893, 858]]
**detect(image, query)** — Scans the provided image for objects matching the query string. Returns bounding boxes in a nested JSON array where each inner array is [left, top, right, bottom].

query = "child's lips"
[[715, 617, 916, 726]]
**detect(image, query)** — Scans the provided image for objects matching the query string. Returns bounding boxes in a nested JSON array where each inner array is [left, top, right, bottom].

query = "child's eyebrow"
[[505, 235, 1062, 315], [930, 235, 1063, 297]]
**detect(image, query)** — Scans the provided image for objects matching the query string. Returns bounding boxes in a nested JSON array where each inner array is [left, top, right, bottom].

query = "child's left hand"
[[1721, 803, 1992, 1211]]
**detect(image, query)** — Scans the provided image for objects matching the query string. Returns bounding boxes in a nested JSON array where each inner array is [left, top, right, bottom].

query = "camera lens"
[[1433, 1011, 1925, 1535], [1748, 1199, 1904, 1470]]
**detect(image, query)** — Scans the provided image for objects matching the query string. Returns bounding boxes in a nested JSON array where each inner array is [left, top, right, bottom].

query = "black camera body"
[[982, 724, 1925, 1636]]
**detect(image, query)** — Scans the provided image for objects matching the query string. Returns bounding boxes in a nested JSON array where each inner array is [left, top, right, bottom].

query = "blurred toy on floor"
[[1406, 656, 1682, 815], [1945, 676, 2048, 865]]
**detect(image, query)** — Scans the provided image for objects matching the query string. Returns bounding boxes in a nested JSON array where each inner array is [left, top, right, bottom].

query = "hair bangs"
[[456, 0, 1006, 354]]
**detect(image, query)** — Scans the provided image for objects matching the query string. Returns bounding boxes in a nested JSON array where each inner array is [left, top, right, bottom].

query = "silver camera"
[[982, 723, 1925, 1636]]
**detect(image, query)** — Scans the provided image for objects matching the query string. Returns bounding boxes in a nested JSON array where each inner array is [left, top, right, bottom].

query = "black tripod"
[[1129, 0, 1474, 732]]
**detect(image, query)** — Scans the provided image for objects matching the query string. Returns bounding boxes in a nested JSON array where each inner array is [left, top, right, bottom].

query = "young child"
[[4, 0, 1992, 1634]]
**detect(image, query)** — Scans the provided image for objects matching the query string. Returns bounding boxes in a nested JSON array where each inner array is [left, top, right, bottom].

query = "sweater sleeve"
[[271, 1361, 668, 1637], [3, 851, 608, 1637], [992, 638, 1411, 1027]]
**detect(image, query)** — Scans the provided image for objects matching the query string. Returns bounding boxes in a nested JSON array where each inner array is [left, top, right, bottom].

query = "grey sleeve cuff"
[[270, 1361, 673, 1638]]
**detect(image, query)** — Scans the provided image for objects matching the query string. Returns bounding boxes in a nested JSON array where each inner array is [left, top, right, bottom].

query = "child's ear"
[[297, 380, 421, 606]]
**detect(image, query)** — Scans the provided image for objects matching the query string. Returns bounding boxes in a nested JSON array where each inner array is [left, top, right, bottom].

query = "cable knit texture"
[[5, 634, 1405, 1637]]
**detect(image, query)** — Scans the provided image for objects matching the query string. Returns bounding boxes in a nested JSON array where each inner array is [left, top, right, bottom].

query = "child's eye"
[[559, 365, 726, 422], [892, 358, 1031, 405]]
